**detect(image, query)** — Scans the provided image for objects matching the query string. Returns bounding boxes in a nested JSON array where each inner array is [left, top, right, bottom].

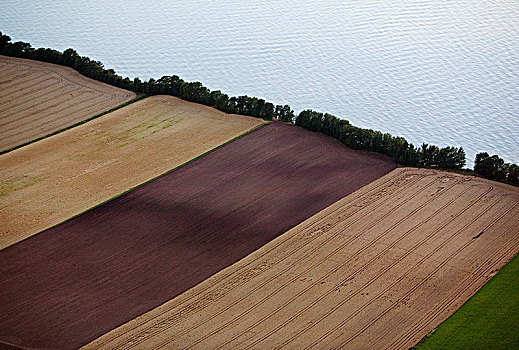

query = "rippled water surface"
[[1, 0, 518, 166]]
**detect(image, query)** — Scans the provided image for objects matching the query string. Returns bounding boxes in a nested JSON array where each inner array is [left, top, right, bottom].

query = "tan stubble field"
[[0, 55, 136, 151], [0, 95, 265, 249], [85, 168, 519, 350]]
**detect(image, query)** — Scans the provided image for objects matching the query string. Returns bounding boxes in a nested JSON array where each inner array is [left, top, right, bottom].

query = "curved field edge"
[[1, 122, 268, 251], [0, 55, 137, 152], [0, 94, 146, 156], [82, 168, 519, 349], [0, 95, 266, 250], [414, 252, 519, 350]]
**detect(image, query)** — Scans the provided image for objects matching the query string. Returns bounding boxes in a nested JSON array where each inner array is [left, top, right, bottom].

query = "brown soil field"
[[84, 168, 519, 350], [0, 123, 395, 349], [0, 55, 135, 151], [0, 95, 264, 249]]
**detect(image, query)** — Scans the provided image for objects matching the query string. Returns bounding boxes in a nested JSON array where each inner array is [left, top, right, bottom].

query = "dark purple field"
[[0, 123, 395, 349]]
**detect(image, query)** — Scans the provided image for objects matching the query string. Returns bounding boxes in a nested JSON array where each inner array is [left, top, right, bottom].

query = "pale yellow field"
[[0, 55, 135, 151], [84, 168, 519, 350], [0, 95, 265, 249]]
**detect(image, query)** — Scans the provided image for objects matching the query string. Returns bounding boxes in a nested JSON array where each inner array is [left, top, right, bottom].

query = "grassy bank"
[[415, 253, 519, 349]]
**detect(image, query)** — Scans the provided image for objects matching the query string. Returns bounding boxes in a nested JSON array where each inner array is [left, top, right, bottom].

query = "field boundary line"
[[114, 171, 426, 350], [93, 169, 410, 348], [153, 175, 445, 350], [0, 122, 269, 251], [246, 182, 484, 350], [238, 182, 486, 349]]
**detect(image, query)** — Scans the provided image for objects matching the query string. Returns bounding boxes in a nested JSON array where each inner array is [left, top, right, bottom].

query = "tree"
[[10, 41, 34, 57], [275, 105, 295, 123], [132, 77, 143, 92], [0, 31, 496, 176], [0, 32, 12, 52], [236, 95, 248, 114], [180, 81, 210, 104], [475, 153, 503, 179], [260, 102, 275, 120], [62, 48, 80, 67], [507, 164, 519, 185]]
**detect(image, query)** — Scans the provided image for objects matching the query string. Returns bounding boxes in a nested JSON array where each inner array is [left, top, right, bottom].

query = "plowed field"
[[0, 55, 135, 151], [0, 95, 264, 249], [0, 123, 395, 349], [85, 168, 519, 350]]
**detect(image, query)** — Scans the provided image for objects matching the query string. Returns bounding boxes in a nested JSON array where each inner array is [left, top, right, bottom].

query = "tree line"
[[295, 110, 466, 168], [0, 32, 295, 122], [474, 153, 519, 185], [1, 31, 517, 184]]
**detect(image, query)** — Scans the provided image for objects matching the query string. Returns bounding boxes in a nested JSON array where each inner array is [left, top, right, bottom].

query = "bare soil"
[[0, 123, 395, 349], [0, 95, 264, 249], [85, 168, 519, 350], [0, 55, 135, 151]]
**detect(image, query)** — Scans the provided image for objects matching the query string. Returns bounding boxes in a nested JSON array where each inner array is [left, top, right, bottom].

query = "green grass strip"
[[0, 93, 147, 156], [2, 122, 270, 251], [415, 253, 519, 350]]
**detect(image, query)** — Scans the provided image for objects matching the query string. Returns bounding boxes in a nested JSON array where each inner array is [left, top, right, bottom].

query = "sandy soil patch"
[[85, 168, 519, 350], [0, 95, 264, 249], [0, 55, 135, 151], [0, 123, 394, 349]]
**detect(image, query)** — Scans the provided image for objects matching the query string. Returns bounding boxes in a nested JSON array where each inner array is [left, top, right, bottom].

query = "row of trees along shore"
[[1, 32, 517, 185]]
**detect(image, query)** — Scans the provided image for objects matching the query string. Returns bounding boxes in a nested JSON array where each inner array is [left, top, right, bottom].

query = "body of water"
[[1, 0, 518, 167]]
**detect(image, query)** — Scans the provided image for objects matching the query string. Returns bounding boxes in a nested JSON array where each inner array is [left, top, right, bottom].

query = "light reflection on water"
[[1, 0, 518, 167]]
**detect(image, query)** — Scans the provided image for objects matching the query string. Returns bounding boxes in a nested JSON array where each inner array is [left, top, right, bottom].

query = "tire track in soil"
[[0, 85, 82, 122], [2, 91, 107, 134], [331, 203, 518, 350], [221, 182, 488, 350], [241, 182, 487, 350], [382, 214, 519, 350]]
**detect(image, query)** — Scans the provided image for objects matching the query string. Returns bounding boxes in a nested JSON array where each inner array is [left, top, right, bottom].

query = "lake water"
[[1, 0, 518, 167]]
